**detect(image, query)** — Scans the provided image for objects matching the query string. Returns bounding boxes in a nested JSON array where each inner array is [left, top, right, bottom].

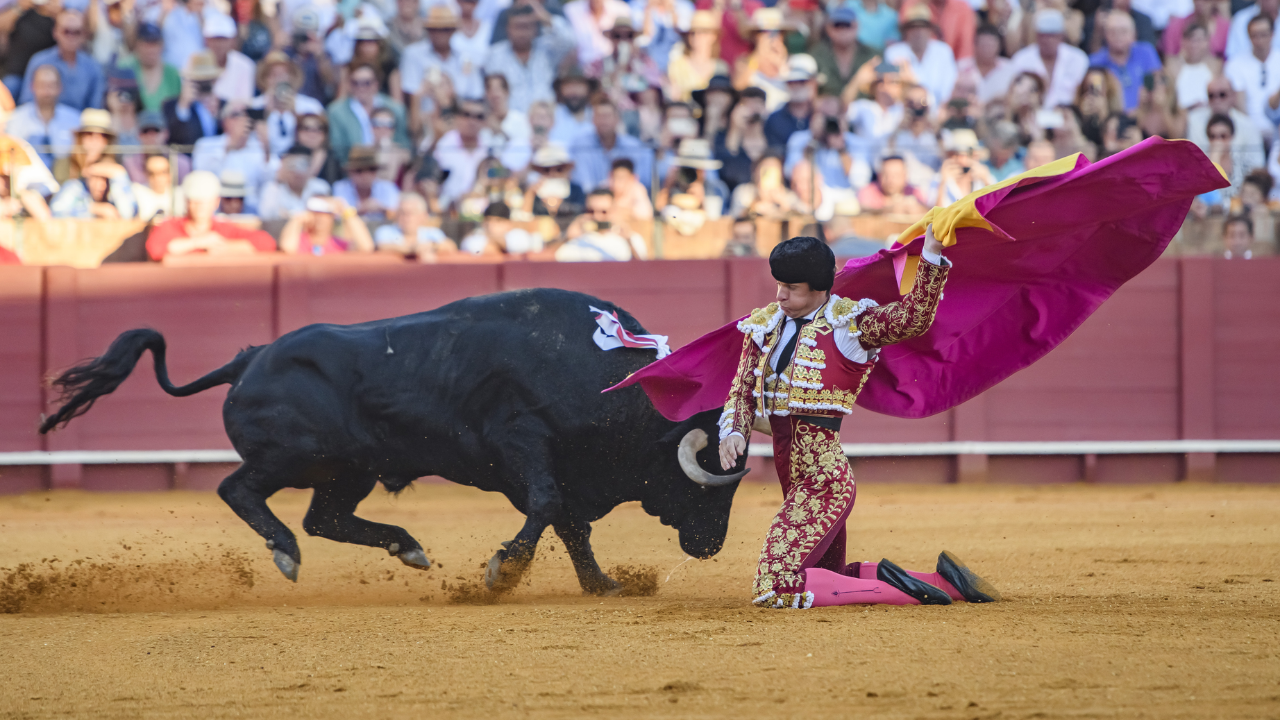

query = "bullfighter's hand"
[[923, 223, 944, 257], [719, 434, 745, 471]]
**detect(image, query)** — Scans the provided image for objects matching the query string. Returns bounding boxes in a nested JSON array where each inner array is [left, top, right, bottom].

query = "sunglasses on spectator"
[[372, 118, 396, 128], [140, 127, 163, 133], [300, 124, 325, 132], [830, 21, 853, 29], [544, 164, 570, 172], [351, 166, 378, 174], [610, 31, 636, 40], [588, 206, 610, 215], [225, 110, 247, 119], [1209, 91, 1230, 99], [351, 78, 377, 88], [60, 28, 84, 35], [460, 110, 486, 120]]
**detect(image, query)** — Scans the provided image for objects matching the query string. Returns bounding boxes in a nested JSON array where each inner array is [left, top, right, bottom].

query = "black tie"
[[775, 317, 811, 375]]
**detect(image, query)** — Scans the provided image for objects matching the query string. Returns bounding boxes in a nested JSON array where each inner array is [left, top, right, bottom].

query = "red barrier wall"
[[2, 256, 1279, 491]]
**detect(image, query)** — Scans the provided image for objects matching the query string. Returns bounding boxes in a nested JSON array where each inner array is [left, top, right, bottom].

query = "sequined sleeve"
[[856, 258, 950, 349], [718, 331, 762, 441]]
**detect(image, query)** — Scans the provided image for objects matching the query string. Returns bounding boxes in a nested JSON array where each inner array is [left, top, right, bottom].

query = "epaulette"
[[737, 302, 784, 345], [824, 294, 879, 329]]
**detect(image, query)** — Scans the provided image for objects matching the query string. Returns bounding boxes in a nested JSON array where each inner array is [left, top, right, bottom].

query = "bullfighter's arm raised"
[[856, 251, 951, 349]]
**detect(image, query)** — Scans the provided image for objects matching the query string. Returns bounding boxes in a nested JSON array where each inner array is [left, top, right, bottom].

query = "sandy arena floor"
[[0, 481, 1277, 719]]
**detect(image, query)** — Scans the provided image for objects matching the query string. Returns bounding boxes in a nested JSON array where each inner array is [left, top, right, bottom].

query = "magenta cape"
[[607, 137, 1229, 420]]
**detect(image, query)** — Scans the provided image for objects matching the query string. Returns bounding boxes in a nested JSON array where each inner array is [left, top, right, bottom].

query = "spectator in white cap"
[[217, 169, 249, 216], [279, 195, 375, 256], [1008, 8, 1090, 108], [523, 142, 586, 218], [192, 100, 277, 215], [161, 0, 211, 71], [884, 4, 957, 107], [146, 170, 277, 260], [203, 13, 255, 103], [764, 54, 817, 149], [258, 144, 331, 221]]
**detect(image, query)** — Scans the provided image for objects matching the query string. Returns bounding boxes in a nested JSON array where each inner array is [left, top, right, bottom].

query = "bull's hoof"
[[273, 549, 299, 582], [397, 548, 432, 570], [583, 575, 623, 597], [484, 546, 506, 589], [485, 541, 528, 593]]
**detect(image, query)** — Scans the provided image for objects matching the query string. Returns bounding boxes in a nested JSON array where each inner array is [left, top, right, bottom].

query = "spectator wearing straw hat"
[[523, 142, 586, 219], [163, 50, 224, 146], [883, 4, 956, 107], [145, 170, 277, 260], [547, 67, 599, 148], [402, 5, 484, 104], [251, 52, 325, 157], [655, 137, 724, 231], [7, 64, 80, 170], [764, 53, 817, 149], [666, 9, 719, 102], [19, 9, 105, 111], [742, 8, 794, 113], [58, 107, 116, 182], [332, 145, 401, 222], [118, 23, 182, 112], [216, 169, 250, 217], [203, 13, 255, 103], [192, 101, 275, 214], [898, 0, 975, 60]]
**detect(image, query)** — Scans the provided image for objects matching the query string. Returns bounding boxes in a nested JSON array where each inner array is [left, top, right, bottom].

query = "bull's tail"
[[39, 329, 264, 434]]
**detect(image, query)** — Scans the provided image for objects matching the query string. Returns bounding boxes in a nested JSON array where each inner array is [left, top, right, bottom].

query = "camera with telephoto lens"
[[194, 80, 214, 95], [824, 118, 841, 136]]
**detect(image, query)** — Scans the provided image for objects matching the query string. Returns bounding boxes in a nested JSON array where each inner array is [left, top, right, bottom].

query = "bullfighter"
[[717, 230, 1001, 609]]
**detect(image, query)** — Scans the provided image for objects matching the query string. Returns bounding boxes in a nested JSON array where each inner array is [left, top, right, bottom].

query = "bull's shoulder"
[[737, 302, 783, 342]]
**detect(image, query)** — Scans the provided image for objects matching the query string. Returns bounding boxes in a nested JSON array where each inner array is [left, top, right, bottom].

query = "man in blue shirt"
[[1088, 10, 1161, 112], [764, 54, 817, 150], [18, 9, 105, 111], [569, 95, 654, 192]]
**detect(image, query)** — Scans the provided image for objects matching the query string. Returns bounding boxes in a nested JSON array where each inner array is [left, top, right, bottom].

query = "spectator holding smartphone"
[[164, 51, 224, 146], [250, 52, 325, 157]]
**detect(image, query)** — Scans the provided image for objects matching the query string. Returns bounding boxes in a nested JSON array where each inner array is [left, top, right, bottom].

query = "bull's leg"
[[216, 465, 301, 582], [485, 429, 564, 594], [553, 519, 621, 596], [301, 477, 432, 570]]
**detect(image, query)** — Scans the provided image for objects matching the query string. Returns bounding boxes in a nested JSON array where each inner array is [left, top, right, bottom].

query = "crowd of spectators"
[[0, 0, 1273, 262]]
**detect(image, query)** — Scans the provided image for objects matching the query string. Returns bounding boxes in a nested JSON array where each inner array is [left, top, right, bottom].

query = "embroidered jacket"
[[718, 258, 950, 441]]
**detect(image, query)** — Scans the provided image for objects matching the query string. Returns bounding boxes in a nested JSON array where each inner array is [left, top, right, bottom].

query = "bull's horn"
[[679, 428, 749, 487]]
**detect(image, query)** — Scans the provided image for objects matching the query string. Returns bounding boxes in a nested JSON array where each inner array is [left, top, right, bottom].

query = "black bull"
[[39, 289, 749, 595]]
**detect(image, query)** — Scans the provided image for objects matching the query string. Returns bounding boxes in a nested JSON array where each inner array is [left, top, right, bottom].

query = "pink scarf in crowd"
[[607, 137, 1229, 420]]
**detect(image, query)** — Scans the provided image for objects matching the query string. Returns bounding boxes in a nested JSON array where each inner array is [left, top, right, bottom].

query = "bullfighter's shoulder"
[[737, 302, 783, 339], [823, 294, 879, 329]]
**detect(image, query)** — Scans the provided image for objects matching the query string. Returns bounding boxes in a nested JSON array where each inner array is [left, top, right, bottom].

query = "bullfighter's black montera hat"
[[769, 236, 835, 292]]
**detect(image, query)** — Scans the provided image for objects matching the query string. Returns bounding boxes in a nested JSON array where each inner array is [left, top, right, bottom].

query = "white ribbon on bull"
[[589, 306, 672, 359], [589, 306, 745, 486]]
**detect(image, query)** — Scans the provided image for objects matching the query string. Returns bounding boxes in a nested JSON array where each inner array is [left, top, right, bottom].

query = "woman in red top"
[[278, 196, 375, 256], [145, 171, 278, 261]]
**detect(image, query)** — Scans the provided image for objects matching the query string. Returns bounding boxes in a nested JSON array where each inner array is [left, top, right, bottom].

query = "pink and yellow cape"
[[607, 137, 1229, 420]]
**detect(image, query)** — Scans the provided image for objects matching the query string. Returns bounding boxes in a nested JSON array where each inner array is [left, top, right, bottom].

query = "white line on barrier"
[[2, 440, 1280, 465]]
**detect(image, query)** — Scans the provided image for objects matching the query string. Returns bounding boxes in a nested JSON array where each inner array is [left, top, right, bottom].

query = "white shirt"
[[1225, 4, 1280, 61], [884, 39, 957, 107], [956, 56, 1016, 105], [213, 51, 257, 103], [258, 177, 331, 221], [434, 127, 532, 208], [1224, 51, 1280, 141], [451, 19, 494, 78], [6, 102, 80, 167], [563, 0, 635, 66], [847, 99, 903, 147], [332, 178, 402, 219], [191, 135, 278, 214], [1008, 43, 1090, 109], [554, 230, 646, 261], [250, 94, 327, 157], [400, 42, 484, 100], [1175, 62, 1214, 110]]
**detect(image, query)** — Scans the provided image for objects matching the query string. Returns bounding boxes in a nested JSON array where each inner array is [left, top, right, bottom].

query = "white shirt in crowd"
[[451, 19, 495, 77], [1224, 50, 1280, 142], [956, 56, 1016, 104], [1174, 62, 1214, 109], [554, 229, 648, 262], [258, 177, 332, 221], [191, 135, 278, 215], [434, 127, 531, 208], [1225, 3, 1280, 61], [563, 0, 634, 66], [1007, 42, 1089, 109], [884, 39, 957, 107], [6, 102, 80, 166], [213, 50, 258, 103], [332, 177, 402, 219], [400, 42, 484, 100], [249, 94, 327, 156]]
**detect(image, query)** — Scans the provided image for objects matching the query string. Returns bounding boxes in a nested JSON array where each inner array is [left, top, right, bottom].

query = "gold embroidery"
[[856, 260, 949, 349], [752, 420, 856, 599]]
